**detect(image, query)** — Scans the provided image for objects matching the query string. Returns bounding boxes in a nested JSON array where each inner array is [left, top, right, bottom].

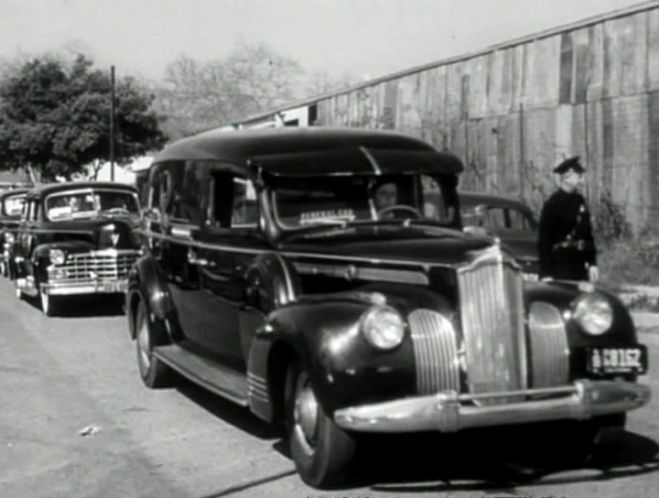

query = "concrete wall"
[[311, 2, 659, 228]]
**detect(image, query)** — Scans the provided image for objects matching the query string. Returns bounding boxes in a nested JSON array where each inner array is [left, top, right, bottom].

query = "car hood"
[[492, 230, 538, 261], [279, 225, 496, 265], [41, 216, 140, 251]]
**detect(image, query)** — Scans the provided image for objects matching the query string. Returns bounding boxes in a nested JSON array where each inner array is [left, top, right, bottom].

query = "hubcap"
[[293, 372, 319, 454], [137, 317, 151, 371]]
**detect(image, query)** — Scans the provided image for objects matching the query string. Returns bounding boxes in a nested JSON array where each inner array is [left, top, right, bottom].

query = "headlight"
[[48, 248, 66, 265], [572, 293, 613, 336], [5, 233, 14, 244], [360, 306, 405, 350]]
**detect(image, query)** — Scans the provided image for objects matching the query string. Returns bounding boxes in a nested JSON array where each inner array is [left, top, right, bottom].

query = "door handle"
[[187, 251, 209, 267]]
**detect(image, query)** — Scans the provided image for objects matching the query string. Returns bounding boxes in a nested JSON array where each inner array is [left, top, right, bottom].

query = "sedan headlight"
[[572, 293, 613, 336], [48, 248, 66, 265], [360, 306, 405, 350], [5, 232, 14, 244]]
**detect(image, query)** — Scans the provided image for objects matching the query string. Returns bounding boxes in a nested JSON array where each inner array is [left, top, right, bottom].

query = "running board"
[[153, 344, 248, 406]]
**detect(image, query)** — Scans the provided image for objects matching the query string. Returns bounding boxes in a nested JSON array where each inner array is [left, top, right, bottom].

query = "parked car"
[[459, 190, 539, 280], [0, 187, 28, 277], [127, 127, 649, 488], [11, 181, 142, 315]]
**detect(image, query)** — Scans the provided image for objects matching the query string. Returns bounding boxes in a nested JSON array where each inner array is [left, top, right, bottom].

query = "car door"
[[148, 161, 208, 350], [194, 170, 265, 370]]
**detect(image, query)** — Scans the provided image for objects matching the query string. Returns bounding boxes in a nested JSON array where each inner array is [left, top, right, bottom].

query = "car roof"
[[459, 190, 534, 213], [26, 181, 138, 199], [153, 127, 464, 177]]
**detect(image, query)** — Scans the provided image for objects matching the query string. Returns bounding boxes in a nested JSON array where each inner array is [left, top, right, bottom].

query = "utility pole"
[[110, 65, 116, 182]]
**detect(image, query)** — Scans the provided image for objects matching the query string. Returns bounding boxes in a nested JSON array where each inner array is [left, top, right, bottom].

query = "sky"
[[0, 0, 649, 84]]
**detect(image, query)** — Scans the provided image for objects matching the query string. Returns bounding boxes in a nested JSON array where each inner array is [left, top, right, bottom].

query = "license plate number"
[[587, 347, 647, 374]]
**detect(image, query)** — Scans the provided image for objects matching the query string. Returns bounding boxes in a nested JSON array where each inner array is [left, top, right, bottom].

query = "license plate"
[[587, 346, 647, 374], [523, 272, 539, 282]]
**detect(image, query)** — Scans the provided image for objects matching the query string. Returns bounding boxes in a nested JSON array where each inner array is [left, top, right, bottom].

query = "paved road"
[[1, 278, 658, 498]]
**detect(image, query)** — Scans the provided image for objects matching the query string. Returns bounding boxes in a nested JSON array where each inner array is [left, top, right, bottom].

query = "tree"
[[153, 41, 303, 139], [0, 54, 166, 181]]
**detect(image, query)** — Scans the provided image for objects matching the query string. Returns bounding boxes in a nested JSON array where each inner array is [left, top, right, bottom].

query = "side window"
[[231, 178, 258, 228], [421, 175, 457, 224], [209, 171, 258, 230], [483, 207, 506, 228], [150, 161, 207, 226]]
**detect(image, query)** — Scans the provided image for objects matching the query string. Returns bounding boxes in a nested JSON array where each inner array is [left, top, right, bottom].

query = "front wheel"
[[135, 299, 172, 388], [285, 361, 356, 489]]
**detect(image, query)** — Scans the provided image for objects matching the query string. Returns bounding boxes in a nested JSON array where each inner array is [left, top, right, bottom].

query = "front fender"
[[126, 254, 173, 339], [525, 280, 640, 381], [249, 298, 416, 421], [525, 280, 637, 344]]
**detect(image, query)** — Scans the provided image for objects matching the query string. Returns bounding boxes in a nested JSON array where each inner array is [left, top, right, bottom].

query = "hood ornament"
[[111, 233, 120, 247]]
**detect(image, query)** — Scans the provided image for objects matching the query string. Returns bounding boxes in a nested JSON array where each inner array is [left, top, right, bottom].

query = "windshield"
[[45, 189, 140, 222], [2, 193, 26, 218], [463, 204, 538, 232], [270, 174, 460, 230]]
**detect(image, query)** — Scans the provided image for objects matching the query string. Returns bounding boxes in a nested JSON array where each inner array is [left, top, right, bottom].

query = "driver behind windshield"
[[373, 181, 399, 218]]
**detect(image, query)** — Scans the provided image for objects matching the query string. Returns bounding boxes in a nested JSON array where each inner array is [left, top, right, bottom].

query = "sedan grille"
[[58, 249, 139, 282], [457, 248, 526, 403]]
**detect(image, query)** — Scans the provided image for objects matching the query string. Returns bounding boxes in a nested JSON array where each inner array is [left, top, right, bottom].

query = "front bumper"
[[41, 279, 128, 295], [334, 380, 650, 433]]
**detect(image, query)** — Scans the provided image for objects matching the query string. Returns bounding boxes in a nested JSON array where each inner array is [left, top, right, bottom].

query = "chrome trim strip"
[[294, 262, 429, 285], [360, 146, 381, 175], [334, 380, 651, 433], [274, 252, 296, 303], [139, 229, 455, 268]]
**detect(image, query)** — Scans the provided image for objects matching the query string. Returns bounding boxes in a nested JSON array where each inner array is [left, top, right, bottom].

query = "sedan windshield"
[[45, 189, 139, 221], [271, 174, 460, 230]]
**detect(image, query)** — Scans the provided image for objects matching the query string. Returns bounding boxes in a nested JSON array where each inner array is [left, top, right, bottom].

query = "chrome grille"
[[58, 249, 139, 283], [457, 250, 526, 402], [408, 309, 460, 394], [528, 302, 569, 387]]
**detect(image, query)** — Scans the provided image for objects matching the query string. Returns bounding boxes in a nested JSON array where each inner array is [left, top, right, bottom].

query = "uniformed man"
[[538, 157, 598, 282]]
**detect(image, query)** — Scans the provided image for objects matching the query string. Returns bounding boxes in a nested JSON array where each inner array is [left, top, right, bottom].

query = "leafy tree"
[[153, 41, 303, 139], [0, 54, 166, 181]]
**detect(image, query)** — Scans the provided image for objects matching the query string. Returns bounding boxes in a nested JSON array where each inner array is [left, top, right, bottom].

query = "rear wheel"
[[285, 361, 356, 488], [135, 299, 172, 388]]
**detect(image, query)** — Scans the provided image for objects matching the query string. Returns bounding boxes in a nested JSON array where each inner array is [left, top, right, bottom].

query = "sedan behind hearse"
[[10, 181, 142, 316]]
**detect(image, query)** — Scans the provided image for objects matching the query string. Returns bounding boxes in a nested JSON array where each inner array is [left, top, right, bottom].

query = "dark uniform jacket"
[[538, 189, 597, 280]]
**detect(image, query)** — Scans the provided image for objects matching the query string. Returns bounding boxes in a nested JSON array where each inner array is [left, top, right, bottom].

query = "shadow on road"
[[22, 294, 125, 318], [174, 376, 280, 440], [346, 426, 659, 494]]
